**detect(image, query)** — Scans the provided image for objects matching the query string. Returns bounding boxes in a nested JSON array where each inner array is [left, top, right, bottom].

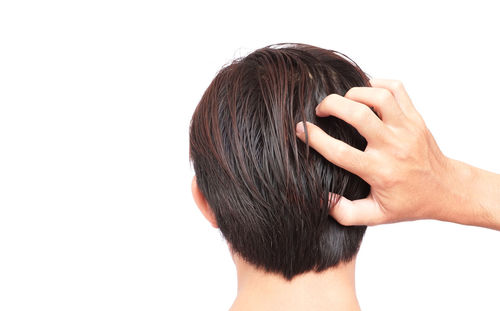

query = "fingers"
[[296, 121, 372, 179], [329, 194, 386, 226], [344, 86, 404, 124], [316, 94, 385, 143], [368, 79, 418, 119]]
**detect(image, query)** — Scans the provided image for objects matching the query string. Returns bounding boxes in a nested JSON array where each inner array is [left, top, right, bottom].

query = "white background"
[[1, 0, 499, 310]]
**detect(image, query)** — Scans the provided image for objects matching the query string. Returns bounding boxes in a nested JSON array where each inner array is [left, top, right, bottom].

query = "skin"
[[296, 79, 500, 230], [190, 80, 500, 309], [191, 177, 361, 311], [229, 253, 359, 311]]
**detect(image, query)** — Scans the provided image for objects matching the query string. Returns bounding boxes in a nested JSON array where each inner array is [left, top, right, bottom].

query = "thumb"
[[329, 193, 386, 226]]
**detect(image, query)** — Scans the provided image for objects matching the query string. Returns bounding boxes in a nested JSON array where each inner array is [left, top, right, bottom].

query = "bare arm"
[[436, 158, 500, 230], [296, 79, 500, 230]]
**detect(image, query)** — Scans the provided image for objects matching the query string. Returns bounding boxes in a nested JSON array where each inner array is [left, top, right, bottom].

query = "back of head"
[[189, 43, 371, 280]]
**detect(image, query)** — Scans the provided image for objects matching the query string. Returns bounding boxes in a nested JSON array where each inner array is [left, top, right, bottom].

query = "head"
[[189, 43, 371, 280]]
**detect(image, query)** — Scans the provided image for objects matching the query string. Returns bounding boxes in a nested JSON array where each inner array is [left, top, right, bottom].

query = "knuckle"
[[305, 124, 318, 139], [394, 149, 411, 161], [345, 87, 361, 98], [376, 166, 398, 188], [377, 89, 393, 103], [351, 105, 371, 123], [320, 94, 333, 105], [379, 175, 397, 189], [324, 93, 341, 103], [334, 142, 349, 158], [335, 205, 354, 225], [390, 80, 404, 91]]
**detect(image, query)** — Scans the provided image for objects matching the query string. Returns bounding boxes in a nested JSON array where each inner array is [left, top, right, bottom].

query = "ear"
[[191, 176, 218, 228]]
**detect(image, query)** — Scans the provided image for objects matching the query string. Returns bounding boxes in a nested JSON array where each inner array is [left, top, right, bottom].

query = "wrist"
[[427, 157, 472, 224], [434, 157, 495, 228]]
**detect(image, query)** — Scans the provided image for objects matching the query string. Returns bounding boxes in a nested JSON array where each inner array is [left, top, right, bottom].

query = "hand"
[[296, 79, 453, 226]]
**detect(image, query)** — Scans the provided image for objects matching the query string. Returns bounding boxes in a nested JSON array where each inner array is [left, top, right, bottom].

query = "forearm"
[[434, 158, 500, 230]]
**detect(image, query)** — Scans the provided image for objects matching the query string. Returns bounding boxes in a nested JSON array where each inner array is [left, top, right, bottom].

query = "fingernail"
[[296, 122, 304, 135]]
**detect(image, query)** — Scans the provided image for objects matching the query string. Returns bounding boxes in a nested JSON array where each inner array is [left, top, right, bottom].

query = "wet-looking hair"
[[189, 43, 371, 280]]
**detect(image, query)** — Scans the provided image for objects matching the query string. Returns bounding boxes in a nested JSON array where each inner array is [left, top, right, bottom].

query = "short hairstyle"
[[189, 43, 371, 280]]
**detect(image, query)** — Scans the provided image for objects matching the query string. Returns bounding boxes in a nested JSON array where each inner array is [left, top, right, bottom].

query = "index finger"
[[296, 121, 373, 179], [316, 94, 385, 143]]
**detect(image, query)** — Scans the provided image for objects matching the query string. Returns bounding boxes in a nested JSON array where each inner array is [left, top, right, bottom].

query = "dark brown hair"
[[189, 43, 371, 280]]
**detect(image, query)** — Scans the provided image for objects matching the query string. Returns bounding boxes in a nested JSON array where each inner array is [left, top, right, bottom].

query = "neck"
[[230, 254, 360, 311]]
